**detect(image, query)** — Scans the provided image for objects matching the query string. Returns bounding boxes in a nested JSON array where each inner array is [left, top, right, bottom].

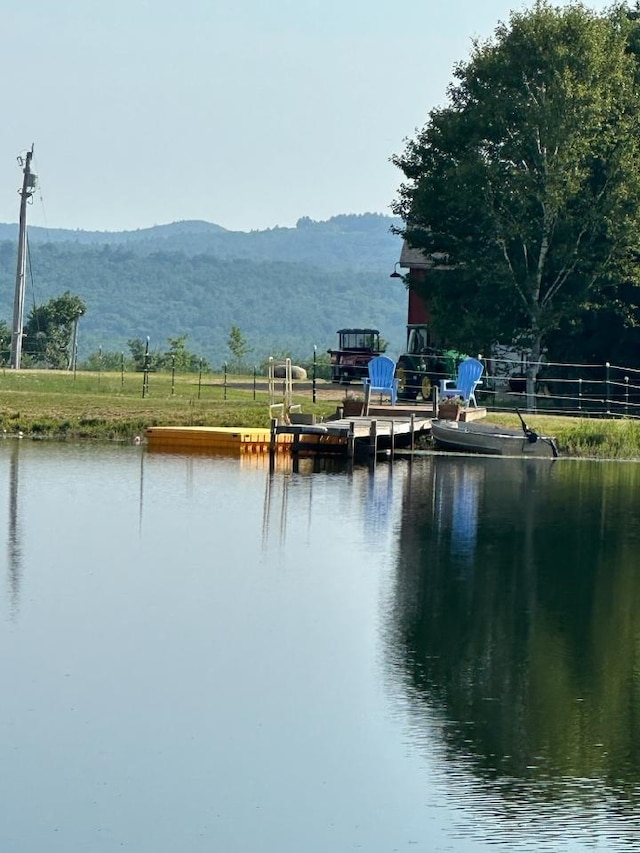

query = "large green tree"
[[392, 2, 640, 397], [23, 291, 86, 369]]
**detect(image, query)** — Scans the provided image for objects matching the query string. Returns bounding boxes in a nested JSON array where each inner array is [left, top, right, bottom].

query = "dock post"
[[269, 418, 277, 472], [347, 421, 355, 459], [390, 420, 395, 461], [410, 413, 415, 453], [363, 383, 371, 416], [312, 345, 317, 404], [369, 419, 378, 460]]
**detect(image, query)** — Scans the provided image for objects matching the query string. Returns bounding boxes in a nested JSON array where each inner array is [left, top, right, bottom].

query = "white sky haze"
[[0, 0, 613, 233]]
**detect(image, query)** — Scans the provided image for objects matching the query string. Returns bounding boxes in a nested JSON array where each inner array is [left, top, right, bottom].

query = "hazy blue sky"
[[1, 0, 612, 232]]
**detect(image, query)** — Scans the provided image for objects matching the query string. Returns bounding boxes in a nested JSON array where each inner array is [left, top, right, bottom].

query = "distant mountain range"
[[0, 213, 409, 365]]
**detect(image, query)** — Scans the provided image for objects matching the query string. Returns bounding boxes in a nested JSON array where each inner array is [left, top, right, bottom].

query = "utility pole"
[[68, 310, 82, 373], [10, 145, 37, 370]]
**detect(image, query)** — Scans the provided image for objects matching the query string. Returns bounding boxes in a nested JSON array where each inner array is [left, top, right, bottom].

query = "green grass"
[[485, 411, 640, 459], [0, 368, 338, 442]]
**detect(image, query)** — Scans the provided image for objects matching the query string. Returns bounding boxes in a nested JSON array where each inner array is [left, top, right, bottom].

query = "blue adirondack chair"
[[440, 357, 484, 407], [363, 355, 399, 406]]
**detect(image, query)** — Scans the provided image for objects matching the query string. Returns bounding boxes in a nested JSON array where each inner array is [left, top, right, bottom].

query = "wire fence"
[[4, 348, 640, 419], [477, 356, 640, 418]]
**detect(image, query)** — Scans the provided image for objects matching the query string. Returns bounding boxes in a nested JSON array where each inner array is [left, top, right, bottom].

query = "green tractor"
[[395, 325, 464, 401]]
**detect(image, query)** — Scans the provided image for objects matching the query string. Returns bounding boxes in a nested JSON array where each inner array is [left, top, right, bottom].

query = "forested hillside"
[[0, 213, 402, 267], [0, 214, 408, 365]]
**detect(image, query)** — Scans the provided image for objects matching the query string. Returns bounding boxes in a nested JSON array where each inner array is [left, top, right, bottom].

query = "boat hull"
[[431, 419, 558, 457]]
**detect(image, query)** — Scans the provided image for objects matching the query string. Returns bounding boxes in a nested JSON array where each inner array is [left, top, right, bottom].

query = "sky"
[[0, 0, 613, 234]]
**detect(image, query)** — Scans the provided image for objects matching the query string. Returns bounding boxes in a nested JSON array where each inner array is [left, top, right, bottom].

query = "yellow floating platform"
[[146, 426, 293, 455]]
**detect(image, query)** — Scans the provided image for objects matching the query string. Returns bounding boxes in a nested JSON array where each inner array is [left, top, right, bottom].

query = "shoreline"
[[0, 370, 639, 459]]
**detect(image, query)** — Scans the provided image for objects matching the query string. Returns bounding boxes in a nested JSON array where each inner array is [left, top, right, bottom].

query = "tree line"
[[0, 295, 331, 377]]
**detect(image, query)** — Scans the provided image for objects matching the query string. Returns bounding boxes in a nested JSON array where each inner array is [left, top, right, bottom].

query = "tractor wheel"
[[397, 368, 417, 400]]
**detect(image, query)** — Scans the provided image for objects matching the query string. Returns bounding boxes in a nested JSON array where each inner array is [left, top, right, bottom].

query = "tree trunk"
[[525, 334, 543, 412]]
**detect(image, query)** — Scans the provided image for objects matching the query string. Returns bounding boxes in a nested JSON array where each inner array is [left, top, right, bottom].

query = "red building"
[[392, 243, 458, 399]]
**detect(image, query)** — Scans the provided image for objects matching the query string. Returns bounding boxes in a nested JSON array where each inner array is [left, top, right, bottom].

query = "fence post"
[[223, 362, 228, 400], [312, 345, 317, 404], [121, 352, 125, 389], [171, 354, 176, 396], [198, 359, 203, 399], [253, 365, 257, 401], [606, 362, 611, 415], [578, 378, 582, 413], [142, 337, 150, 399], [625, 375, 629, 417]]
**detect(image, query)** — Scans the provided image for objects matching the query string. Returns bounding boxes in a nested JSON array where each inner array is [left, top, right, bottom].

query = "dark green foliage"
[[82, 349, 128, 371], [393, 2, 640, 372], [127, 338, 158, 372], [158, 335, 207, 372], [23, 291, 86, 368], [0, 215, 407, 366], [0, 318, 10, 364], [82, 340, 204, 373]]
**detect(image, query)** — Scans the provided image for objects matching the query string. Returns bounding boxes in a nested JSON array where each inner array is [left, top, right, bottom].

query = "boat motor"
[[516, 409, 538, 443]]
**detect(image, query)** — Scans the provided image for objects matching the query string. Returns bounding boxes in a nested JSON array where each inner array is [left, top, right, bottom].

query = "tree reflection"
[[389, 456, 640, 797]]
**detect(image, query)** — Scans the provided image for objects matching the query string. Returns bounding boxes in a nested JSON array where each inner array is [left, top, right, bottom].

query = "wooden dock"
[[272, 411, 433, 459]]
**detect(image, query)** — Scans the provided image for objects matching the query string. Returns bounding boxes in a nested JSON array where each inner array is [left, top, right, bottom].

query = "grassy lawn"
[[0, 368, 339, 441]]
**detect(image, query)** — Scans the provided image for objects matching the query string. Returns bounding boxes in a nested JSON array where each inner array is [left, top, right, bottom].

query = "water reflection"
[[389, 456, 640, 808], [259, 453, 402, 552], [6, 440, 22, 617], [4, 439, 640, 850]]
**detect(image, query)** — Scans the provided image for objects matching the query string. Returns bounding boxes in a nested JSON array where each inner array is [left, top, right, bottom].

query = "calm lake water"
[[1, 440, 640, 852]]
